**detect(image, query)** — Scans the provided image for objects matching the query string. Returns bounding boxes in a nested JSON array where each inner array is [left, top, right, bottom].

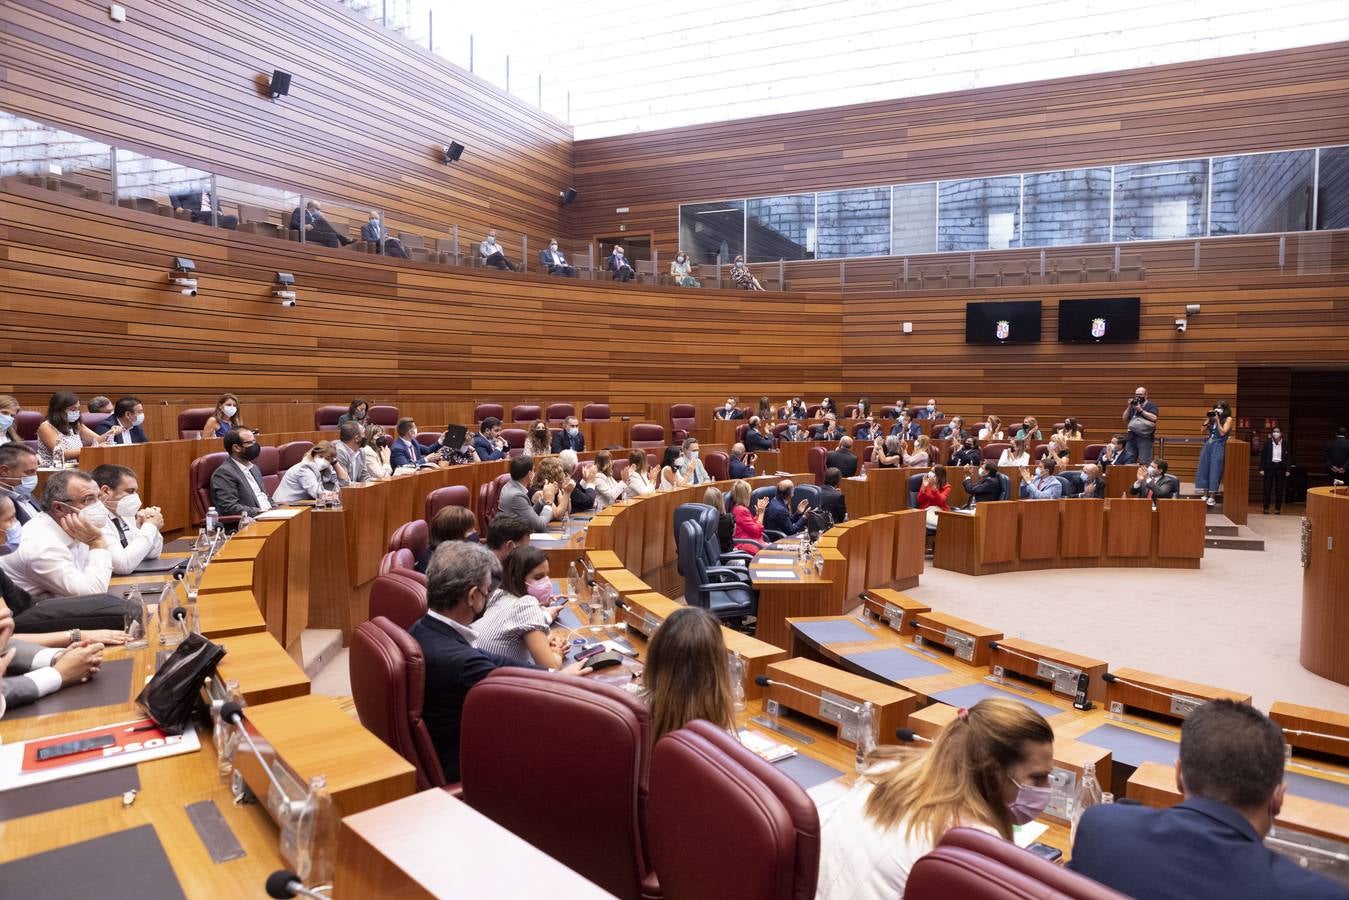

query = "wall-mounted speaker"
[[443, 141, 465, 163], [269, 70, 292, 99], [559, 187, 578, 205]]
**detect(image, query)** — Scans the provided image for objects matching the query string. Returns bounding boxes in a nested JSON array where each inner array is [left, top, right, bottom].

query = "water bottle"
[[205, 506, 219, 533], [854, 701, 877, 773], [123, 585, 148, 649], [53, 444, 65, 469], [238, 508, 254, 531], [728, 651, 746, 713], [600, 585, 617, 626], [157, 581, 186, 646], [184, 551, 205, 603], [567, 560, 582, 600], [1071, 761, 1104, 844]]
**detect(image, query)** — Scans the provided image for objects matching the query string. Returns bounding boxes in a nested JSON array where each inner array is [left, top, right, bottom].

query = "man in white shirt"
[[209, 429, 273, 518], [92, 463, 163, 575], [0, 470, 114, 601], [676, 437, 711, 485]]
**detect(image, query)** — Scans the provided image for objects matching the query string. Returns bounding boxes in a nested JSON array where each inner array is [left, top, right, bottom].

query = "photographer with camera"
[[1121, 387, 1159, 464], [1195, 400, 1234, 507]]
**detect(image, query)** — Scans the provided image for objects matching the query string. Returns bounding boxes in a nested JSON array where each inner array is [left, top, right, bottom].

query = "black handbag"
[[135, 632, 227, 734]]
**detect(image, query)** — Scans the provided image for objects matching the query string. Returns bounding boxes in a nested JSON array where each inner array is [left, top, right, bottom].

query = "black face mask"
[[240, 443, 261, 461]]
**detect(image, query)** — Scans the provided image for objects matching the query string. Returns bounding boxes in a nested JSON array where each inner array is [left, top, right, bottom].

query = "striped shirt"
[[473, 591, 550, 665]]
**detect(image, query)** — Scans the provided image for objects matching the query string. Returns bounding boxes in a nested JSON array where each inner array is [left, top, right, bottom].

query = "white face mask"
[[3, 519, 20, 551], [725, 402, 734, 409], [222, 405, 238, 417], [116, 492, 142, 519], [315, 459, 331, 472], [132, 413, 145, 427], [78, 501, 110, 529], [65, 410, 81, 423]]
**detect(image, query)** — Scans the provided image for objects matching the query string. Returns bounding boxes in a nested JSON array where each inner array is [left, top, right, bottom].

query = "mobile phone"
[[1026, 842, 1063, 863], [36, 733, 116, 761], [576, 644, 606, 662]]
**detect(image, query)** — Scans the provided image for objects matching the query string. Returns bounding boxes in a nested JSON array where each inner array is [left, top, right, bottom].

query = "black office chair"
[[749, 486, 788, 541], [996, 473, 1012, 501], [1059, 471, 1083, 497], [677, 521, 756, 624], [673, 503, 708, 576], [792, 484, 821, 510], [908, 473, 925, 509]]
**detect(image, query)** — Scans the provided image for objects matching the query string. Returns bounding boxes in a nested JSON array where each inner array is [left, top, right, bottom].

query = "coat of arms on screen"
[[995, 320, 1010, 341], [1091, 317, 1107, 339]]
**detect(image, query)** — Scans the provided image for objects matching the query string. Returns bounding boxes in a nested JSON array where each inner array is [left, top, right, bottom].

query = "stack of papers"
[[738, 729, 797, 763]]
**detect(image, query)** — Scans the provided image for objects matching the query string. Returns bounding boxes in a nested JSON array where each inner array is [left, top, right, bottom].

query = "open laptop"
[[441, 423, 468, 452]]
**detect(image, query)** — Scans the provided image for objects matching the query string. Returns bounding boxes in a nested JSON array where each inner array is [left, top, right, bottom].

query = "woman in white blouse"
[[592, 450, 626, 510], [474, 547, 568, 668], [360, 425, 393, 479], [816, 698, 1054, 900], [997, 437, 1030, 468], [624, 449, 656, 497], [0, 395, 21, 447], [978, 414, 1004, 441], [521, 422, 550, 457], [657, 446, 687, 491]]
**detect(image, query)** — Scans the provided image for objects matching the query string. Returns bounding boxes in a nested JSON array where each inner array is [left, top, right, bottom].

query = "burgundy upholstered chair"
[[511, 404, 542, 423], [349, 616, 446, 790], [387, 519, 429, 557], [582, 403, 611, 421], [368, 570, 427, 628], [546, 403, 575, 422], [368, 405, 400, 427], [477, 473, 512, 528], [982, 442, 1011, 462], [647, 720, 819, 900], [903, 827, 1126, 899], [807, 446, 827, 482], [14, 410, 44, 443], [474, 403, 504, 423], [460, 669, 655, 899], [189, 452, 228, 523], [379, 548, 417, 574], [177, 407, 214, 440], [424, 485, 471, 524], [704, 450, 730, 481], [630, 423, 666, 449], [255, 445, 282, 494], [277, 440, 314, 471], [669, 403, 696, 443], [314, 405, 346, 431], [735, 423, 750, 443], [1083, 443, 1106, 463], [500, 428, 527, 458]]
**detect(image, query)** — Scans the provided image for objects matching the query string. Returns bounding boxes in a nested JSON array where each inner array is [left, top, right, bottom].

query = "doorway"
[[594, 233, 652, 264]]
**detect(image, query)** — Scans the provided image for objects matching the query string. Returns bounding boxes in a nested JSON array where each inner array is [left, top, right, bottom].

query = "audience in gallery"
[[873, 435, 903, 469], [91, 463, 163, 574], [714, 397, 743, 421], [551, 417, 585, 453], [728, 444, 756, 479], [744, 417, 774, 452], [816, 697, 1054, 899], [360, 425, 394, 479], [411, 541, 586, 783], [391, 417, 444, 469], [93, 397, 148, 444], [1130, 459, 1180, 500], [702, 486, 736, 555], [657, 446, 687, 492], [538, 238, 578, 277], [669, 250, 701, 287], [497, 457, 556, 533], [272, 441, 342, 503], [474, 545, 568, 669], [209, 429, 271, 518], [334, 422, 372, 485], [1195, 399, 1234, 507], [479, 229, 517, 271], [977, 414, 1004, 441], [902, 435, 931, 468], [998, 438, 1030, 468], [641, 606, 736, 741], [764, 478, 809, 536], [962, 461, 1003, 505], [826, 436, 858, 478], [1019, 456, 1064, 500], [1, 470, 115, 600], [624, 450, 656, 497], [914, 399, 944, 421], [730, 255, 764, 290], [590, 450, 626, 511], [36, 392, 122, 466], [337, 398, 370, 428], [606, 244, 636, 282], [676, 438, 711, 486], [289, 200, 353, 248], [1069, 699, 1343, 898], [0, 395, 20, 446], [729, 478, 770, 554], [819, 467, 847, 523], [416, 506, 477, 574], [87, 396, 114, 415], [473, 417, 508, 462], [361, 211, 409, 259], [522, 422, 551, 457], [202, 393, 245, 440], [916, 465, 951, 527]]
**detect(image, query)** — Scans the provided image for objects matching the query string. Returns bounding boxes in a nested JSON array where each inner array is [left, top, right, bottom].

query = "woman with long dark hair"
[[1195, 400, 1234, 507]]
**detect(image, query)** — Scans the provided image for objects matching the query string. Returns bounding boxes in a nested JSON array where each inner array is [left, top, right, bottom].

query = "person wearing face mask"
[[0, 394, 23, 447], [202, 393, 244, 440], [744, 416, 775, 451], [557, 450, 598, 513], [391, 417, 445, 469], [813, 414, 846, 442], [91, 464, 163, 574], [333, 422, 372, 485], [668, 250, 700, 287], [522, 422, 551, 458], [538, 238, 577, 277], [818, 397, 838, 417], [411, 541, 591, 782], [1195, 400, 1234, 508], [951, 438, 981, 468], [853, 397, 872, 420], [816, 697, 1055, 899], [676, 438, 711, 486], [1130, 458, 1180, 500], [273, 441, 344, 504], [36, 391, 120, 466], [855, 416, 881, 442], [780, 420, 808, 443], [914, 398, 944, 421], [764, 479, 810, 536], [337, 398, 370, 428], [360, 211, 409, 258], [657, 445, 689, 491], [606, 244, 636, 282], [474, 546, 571, 669], [479, 229, 517, 271], [1259, 427, 1293, 514], [0, 470, 114, 601], [0, 445, 43, 533], [889, 412, 920, 441], [550, 416, 586, 453], [714, 397, 742, 421], [415, 506, 478, 574], [1122, 386, 1160, 465], [209, 429, 272, 518], [360, 425, 394, 479], [1019, 456, 1064, 499], [92, 397, 148, 445], [1078, 463, 1107, 498], [873, 435, 904, 468]]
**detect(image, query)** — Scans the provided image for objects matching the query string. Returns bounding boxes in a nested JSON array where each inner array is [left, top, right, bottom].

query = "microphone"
[[895, 728, 932, 744], [1282, 728, 1349, 745], [754, 675, 861, 714], [220, 701, 299, 817], [1101, 671, 1200, 708], [265, 870, 327, 899]]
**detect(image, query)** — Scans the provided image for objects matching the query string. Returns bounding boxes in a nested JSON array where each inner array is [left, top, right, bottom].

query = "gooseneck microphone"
[[1100, 671, 1200, 708], [220, 701, 298, 815], [265, 870, 328, 899], [895, 728, 932, 744], [754, 674, 860, 712]]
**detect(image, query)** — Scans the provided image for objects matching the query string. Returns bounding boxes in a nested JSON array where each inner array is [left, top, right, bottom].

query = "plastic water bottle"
[[123, 585, 148, 649], [205, 506, 219, 533], [728, 651, 746, 713], [53, 444, 65, 469], [1071, 761, 1104, 844], [854, 701, 877, 773], [238, 508, 254, 531]]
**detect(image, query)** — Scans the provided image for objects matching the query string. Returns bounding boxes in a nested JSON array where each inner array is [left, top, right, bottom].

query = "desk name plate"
[[818, 689, 862, 745], [881, 603, 904, 632], [944, 628, 975, 662], [1035, 660, 1083, 697]]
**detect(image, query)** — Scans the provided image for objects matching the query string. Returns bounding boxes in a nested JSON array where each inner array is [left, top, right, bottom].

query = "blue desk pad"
[[1282, 771, 1349, 807], [843, 647, 947, 683], [773, 753, 844, 790], [1078, 723, 1179, 767], [930, 683, 1061, 721], [794, 620, 878, 646], [555, 606, 584, 629]]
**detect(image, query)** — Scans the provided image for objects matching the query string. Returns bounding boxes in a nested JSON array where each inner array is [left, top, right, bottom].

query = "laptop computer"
[[441, 423, 468, 451]]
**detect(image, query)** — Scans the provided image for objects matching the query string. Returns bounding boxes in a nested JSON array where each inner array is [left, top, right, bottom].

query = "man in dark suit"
[[549, 416, 585, 453], [884, 400, 909, 419], [390, 417, 444, 469], [473, 417, 507, 461], [961, 461, 1003, 505], [1078, 463, 1107, 499], [411, 542, 591, 783], [606, 245, 636, 282], [743, 417, 774, 451], [92, 397, 148, 445], [1327, 426, 1349, 485], [889, 412, 920, 440], [1260, 427, 1293, 514], [1129, 459, 1180, 500], [779, 421, 808, 442], [728, 444, 755, 479], [289, 200, 352, 248], [825, 436, 858, 478], [812, 414, 845, 442], [171, 188, 238, 229], [764, 479, 808, 536], [714, 398, 743, 421], [854, 417, 881, 442], [819, 467, 847, 523], [914, 398, 944, 421], [0, 445, 44, 533], [1070, 699, 1343, 899], [538, 239, 577, 277], [209, 429, 272, 517], [360, 211, 409, 258]]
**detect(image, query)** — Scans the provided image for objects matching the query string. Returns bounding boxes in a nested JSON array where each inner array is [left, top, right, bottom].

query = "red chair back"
[[735, 423, 749, 443], [807, 446, 827, 482], [277, 440, 314, 471], [349, 616, 446, 790], [982, 442, 1010, 462], [669, 403, 696, 442], [13, 410, 43, 441], [582, 403, 611, 421], [511, 404, 542, 423], [648, 720, 819, 900], [255, 445, 281, 494], [369, 570, 427, 628], [478, 473, 512, 528], [1032, 443, 1051, 461], [379, 548, 417, 574], [424, 485, 472, 523], [81, 412, 109, 431], [178, 407, 214, 440], [368, 405, 400, 427], [704, 450, 729, 481], [546, 403, 575, 422], [461, 669, 653, 899], [388, 519, 429, 557], [314, 405, 346, 430], [190, 452, 227, 523], [904, 827, 1127, 899], [500, 429, 527, 453], [474, 403, 504, 423], [1083, 443, 1106, 463], [631, 423, 665, 448]]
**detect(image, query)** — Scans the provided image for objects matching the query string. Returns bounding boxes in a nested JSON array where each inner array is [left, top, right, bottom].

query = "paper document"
[[755, 557, 797, 566], [754, 570, 801, 580], [256, 507, 305, 520], [738, 729, 797, 763], [1012, 821, 1049, 848]]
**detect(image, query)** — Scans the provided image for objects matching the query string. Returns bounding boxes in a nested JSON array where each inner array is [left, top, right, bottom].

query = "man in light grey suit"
[[496, 457, 568, 533], [334, 422, 371, 486]]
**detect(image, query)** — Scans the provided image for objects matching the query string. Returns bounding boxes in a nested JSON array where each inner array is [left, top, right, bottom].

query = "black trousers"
[[547, 264, 578, 277], [612, 266, 635, 282], [484, 252, 516, 271], [1262, 467, 1288, 511], [12, 594, 136, 633]]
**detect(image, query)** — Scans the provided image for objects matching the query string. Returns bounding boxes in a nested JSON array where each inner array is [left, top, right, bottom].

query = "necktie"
[[114, 518, 129, 548]]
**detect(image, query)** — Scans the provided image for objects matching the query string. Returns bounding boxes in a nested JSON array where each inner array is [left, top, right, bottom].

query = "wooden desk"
[[749, 549, 836, 649], [1301, 487, 1349, 685], [215, 632, 311, 706]]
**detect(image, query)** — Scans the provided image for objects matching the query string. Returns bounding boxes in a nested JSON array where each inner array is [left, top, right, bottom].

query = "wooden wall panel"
[[567, 41, 1349, 260], [1, 0, 573, 248]]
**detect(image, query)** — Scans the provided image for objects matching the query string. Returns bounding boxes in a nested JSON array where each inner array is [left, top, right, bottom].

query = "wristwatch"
[[68, 628, 81, 644]]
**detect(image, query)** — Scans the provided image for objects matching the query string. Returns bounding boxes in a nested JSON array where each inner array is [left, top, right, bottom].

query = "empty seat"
[[670, 404, 696, 443], [368, 405, 401, 427], [379, 548, 417, 574], [704, 450, 730, 481], [388, 519, 429, 558], [511, 404, 542, 423], [477, 473, 512, 528], [546, 403, 575, 422], [315, 405, 346, 431], [582, 403, 611, 421], [14, 411, 43, 441], [424, 485, 471, 524], [369, 571, 427, 629], [189, 452, 228, 524], [630, 423, 666, 449], [255, 446, 282, 494], [474, 403, 504, 423], [178, 407, 215, 440]]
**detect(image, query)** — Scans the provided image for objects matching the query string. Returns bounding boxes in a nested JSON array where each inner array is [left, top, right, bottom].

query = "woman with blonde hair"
[[998, 437, 1030, 468], [202, 392, 244, 439], [816, 697, 1054, 898], [592, 450, 626, 510], [978, 414, 1004, 441], [703, 486, 736, 556], [272, 440, 344, 503], [641, 607, 737, 741], [669, 250, 701, 287], [624, 449, 656, 497], [360, 424, 392, 479], [903, 434, 931, 468], [730, 478, 770, 554], [522, 421, 551, 457], [0, 395, 21, 446], [873, 435, 903, 468]]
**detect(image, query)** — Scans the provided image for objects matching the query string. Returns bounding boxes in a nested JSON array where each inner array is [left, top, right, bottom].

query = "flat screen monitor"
[[1058, 297, 1141, 343], [965, 301, 1042, 344]]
